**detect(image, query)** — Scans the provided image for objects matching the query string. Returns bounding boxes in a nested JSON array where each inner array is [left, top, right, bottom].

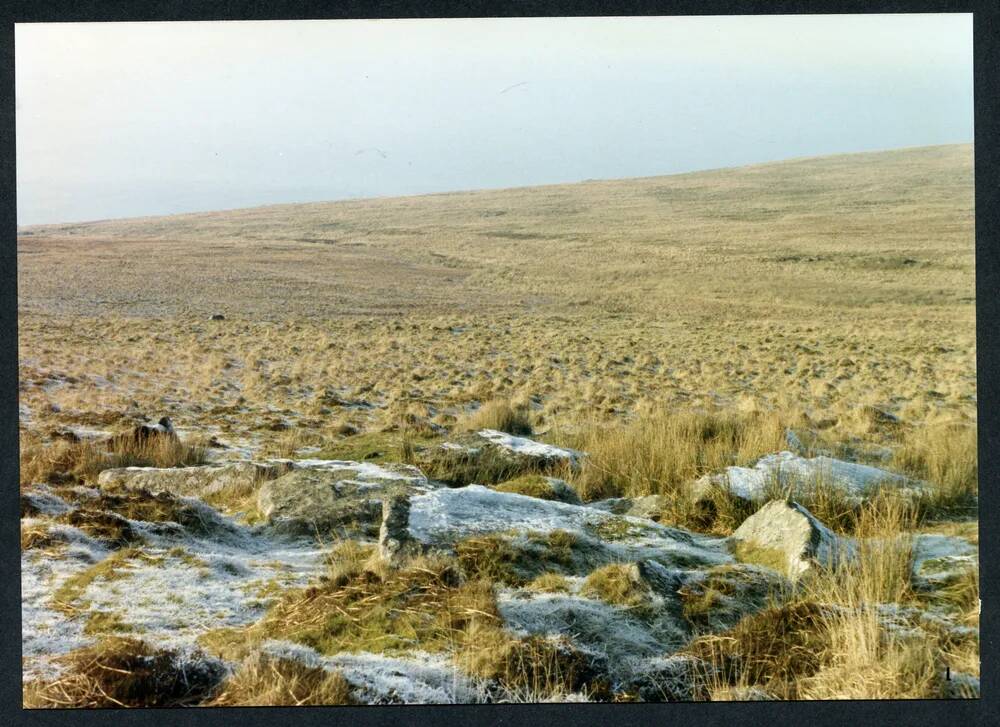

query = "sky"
[[15, 14, 974, 226]]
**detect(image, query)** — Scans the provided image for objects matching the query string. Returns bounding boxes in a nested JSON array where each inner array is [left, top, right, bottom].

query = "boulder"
[[257, 461, 436, 538], [728, 499, 846, 578], [689, 450, 918, 506]]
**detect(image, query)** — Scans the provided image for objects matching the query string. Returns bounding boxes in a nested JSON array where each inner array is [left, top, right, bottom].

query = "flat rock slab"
[[258, 460, 436, 538], [423, 430, 585, 481], [476, 429, 583, 468], [97, 461, 293, 499], [692, 450, 917, 504], [408, 484, 731, 571]]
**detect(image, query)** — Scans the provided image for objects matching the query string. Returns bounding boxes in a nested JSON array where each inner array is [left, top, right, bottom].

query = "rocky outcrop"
[[728, 499, 846, 578], [257, 461, 436, 538], [407, 484, 731, 572], [911, 534, 977, 590], [419, 430, 584, 484]]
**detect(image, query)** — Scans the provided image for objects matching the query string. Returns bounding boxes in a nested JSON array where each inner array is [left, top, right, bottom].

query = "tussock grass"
[[23, 637, 224, 708], [21, 522, 58, 551], [210, 651, 354, 706], [455, 531, 578, 587], [458, 398, 533, 436], [580, 563, 651, 612], [797, 611, 943, 700], [893, 422, 978, 518], [569, 409, 786, 501], [526, 572, 573, 593], [688, 600, 829, 700], [19, 430, 206, 487], [200, 549, 608, 702], [16, 146, 977, 703], [458, 627, 605, 702]]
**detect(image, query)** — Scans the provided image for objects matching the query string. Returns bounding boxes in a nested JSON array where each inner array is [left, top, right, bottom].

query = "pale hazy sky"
[[16, 15, 973, 226]]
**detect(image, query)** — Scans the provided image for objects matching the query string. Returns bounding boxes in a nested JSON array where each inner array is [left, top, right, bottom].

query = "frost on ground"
[[496, 589, 682, 684], [408, 484, 731, 569], [20, 489, 327, 682], [20, 447, 979, 704], [262, 641, 485, 704]]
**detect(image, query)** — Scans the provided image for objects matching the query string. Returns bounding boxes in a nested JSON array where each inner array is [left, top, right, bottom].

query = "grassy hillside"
[[18, 144, 974, 320]]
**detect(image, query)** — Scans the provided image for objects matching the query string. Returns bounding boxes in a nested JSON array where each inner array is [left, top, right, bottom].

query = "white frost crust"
[[21, 501, 329, 680], [476, 430, 582, 463], [261, 641, 483, 704], [408, 485, 730, 566]]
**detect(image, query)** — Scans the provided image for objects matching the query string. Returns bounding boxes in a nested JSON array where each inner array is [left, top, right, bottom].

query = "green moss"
[[83, 610, 134, 636], [526, 572, 573, 593], [580, 563, 651, 613], [729, 540, 791, 576], [51, 547, 147, 613], [588, 515, 658, 541], [495, 475, 556, 499]]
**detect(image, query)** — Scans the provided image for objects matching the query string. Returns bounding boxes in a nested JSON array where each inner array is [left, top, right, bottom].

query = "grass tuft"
[[210, 651, 355, 706], [23, 637, 224, 708]]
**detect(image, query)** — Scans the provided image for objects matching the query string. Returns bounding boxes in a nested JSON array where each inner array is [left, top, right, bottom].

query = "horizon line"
[[18, 140, 973, 230]]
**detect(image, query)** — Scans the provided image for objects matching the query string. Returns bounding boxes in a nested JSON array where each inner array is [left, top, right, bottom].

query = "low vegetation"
[[210, 652, 355, 706], [23, 637, 224, 708]]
